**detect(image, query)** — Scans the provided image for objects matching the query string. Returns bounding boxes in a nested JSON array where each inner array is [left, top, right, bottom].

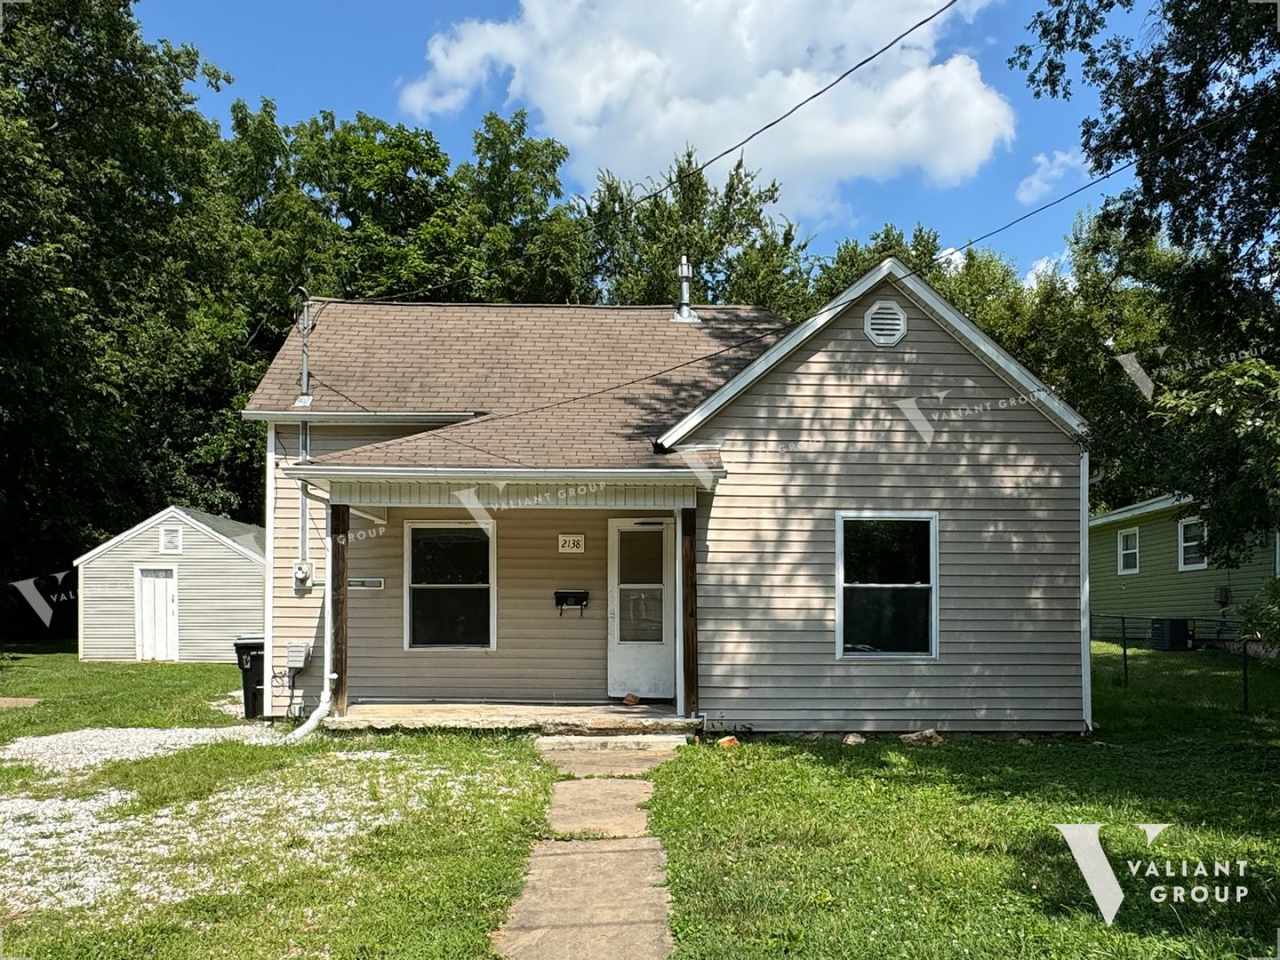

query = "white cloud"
[[1015, 148, 1086, 206], [1023, 248, 1072, 288], [938, 246, 967, 273], [399, 1, 1015, 223]]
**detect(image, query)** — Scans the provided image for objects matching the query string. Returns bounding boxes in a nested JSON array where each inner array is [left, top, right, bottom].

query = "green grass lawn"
[[650, 643, 1280, 959], [0, 652, 241, 743], [4, 645, 1278, 958], [0, 653, 555, 960]]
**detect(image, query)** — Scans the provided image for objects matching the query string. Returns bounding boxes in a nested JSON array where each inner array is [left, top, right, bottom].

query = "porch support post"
[[680, 507, 699, 717], [331, 504, 350, 715]]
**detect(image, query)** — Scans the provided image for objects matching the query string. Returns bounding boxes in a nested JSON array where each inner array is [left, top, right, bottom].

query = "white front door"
[[137, 567, 178, 661], [607, 518, 675, 699]]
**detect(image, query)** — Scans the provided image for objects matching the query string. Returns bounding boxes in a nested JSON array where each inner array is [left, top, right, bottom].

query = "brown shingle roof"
[[250, 301, 785, 470]]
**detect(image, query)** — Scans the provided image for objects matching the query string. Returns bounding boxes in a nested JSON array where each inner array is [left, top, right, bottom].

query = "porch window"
[[403, 521, 495, 649], [835, 511, 938, 659]]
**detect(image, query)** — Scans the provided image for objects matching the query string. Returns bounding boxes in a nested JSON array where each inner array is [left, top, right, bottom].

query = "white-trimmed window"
[[403, 520, 496, 649], [1117, 527, 1140, 575], [835, 511, 938, 659], [1178, 517, 1208, 572], [158, 525, 183, 554]]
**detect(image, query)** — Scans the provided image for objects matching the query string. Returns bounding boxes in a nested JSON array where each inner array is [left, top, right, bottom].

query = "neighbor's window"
[[1178, 518, 1207, 572], [836, 512, 937, 658], [404, 521, 494, 648], [1118, 527, 1140, 575]]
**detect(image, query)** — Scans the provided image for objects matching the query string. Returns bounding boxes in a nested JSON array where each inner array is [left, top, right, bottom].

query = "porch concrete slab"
[[492, 837, 672, 960], [324, 702, 699, 736], [548, 778, 653, 837]]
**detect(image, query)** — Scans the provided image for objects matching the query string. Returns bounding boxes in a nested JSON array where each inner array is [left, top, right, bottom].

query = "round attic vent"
[[863, 299, 907, 347]]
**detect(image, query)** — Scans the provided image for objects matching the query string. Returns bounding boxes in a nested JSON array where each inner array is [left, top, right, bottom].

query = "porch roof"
[[295, 390, 727, 474]]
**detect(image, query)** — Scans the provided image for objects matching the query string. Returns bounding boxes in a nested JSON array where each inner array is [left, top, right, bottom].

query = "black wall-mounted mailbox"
[[555, 590, 589, 616]]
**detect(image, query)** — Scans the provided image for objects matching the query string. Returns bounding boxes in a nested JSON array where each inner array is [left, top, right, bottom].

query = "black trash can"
[[233, 636, 265, 719]]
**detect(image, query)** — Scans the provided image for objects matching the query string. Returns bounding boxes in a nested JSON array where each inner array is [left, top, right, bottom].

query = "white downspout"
[[287, 500, 333, 741]]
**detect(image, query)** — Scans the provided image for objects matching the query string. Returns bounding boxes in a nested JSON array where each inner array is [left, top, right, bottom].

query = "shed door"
[[607, 519, 675, 698], [137, 568, 178, 661]]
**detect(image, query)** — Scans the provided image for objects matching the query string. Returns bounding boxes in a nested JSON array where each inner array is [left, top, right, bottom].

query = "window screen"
[[408, 526, 491, 647], [839, 517, 934, 656]]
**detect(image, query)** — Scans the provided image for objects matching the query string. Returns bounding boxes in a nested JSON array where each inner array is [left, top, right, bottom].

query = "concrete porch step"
[[535, 734, 688, 776], [535, 734, 690, 752]]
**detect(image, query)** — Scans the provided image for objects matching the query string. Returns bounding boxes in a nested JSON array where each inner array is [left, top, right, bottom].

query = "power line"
[[631, 0, 961, 206], [279, 20, 1273, 474], [274, 0, 961, 314], [404, 85, 1273, 447]]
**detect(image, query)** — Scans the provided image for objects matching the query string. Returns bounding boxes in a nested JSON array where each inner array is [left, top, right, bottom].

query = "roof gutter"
[[1088, 494, 1188, 528], [240, 410, 478, 425], [281, 465, 722, 484]]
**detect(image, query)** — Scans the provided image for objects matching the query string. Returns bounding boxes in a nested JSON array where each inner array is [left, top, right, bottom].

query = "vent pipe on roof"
[[295, 290, 314, 409], [673, 255, 700, 324]]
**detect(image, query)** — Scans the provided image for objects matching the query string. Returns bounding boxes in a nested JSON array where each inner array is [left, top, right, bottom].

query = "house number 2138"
[[557, 534, 585, 553]]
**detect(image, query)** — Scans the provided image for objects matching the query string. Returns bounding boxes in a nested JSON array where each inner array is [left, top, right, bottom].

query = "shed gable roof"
[[73, 506, 266, 567]]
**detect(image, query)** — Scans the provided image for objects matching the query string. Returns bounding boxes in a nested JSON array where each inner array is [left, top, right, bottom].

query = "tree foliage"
[[5, 0, 1274, 582], [1013, 0, 1280, 560]]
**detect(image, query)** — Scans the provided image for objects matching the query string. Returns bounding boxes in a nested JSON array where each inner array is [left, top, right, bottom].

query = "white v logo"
[[1055, 823, 1170, 925]]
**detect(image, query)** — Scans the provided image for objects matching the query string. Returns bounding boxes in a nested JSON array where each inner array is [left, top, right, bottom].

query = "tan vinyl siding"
[[269, 424, 419, 716], [79, 515, 263, 662], [327, 507, 665, 705], [688, 278, 1085, 733], [1090, 508, 1276, 622]]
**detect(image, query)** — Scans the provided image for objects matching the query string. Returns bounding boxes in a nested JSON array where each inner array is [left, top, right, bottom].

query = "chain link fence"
[[1091, 613, 1263, 712]]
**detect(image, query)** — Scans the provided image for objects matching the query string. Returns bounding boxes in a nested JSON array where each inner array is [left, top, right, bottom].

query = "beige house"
[[74, 506, 265, 662], [243, 257, 1092, 732]]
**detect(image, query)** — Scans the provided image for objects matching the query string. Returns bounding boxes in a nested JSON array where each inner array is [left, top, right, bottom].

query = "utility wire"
[[409, 85, 1273, 444], [631, 0, 961, 207], [282, 0, 962, 312], [281, 23, 1273, 471]]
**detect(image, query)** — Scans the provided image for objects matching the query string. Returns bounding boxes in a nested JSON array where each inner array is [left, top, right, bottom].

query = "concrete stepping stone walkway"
[[491, 735, 684, 960]]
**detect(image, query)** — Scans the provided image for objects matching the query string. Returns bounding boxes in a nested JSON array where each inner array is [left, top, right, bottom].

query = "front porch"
[[298, 474, 705, 721], [323, 701, 701, 735]]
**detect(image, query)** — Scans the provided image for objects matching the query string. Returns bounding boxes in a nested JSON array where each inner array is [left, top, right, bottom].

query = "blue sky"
[[137, 0, 1138, 284]]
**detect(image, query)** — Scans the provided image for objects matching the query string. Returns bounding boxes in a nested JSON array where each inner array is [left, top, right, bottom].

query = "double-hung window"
[[1117, 527, 1140, 575], [403, 521, 496, 649], [1178, 518, 1208, 572], [836, 511, 938, 659]]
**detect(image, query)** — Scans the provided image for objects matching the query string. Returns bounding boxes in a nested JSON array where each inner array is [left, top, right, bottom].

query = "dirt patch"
[[0, 697, 40, 710]]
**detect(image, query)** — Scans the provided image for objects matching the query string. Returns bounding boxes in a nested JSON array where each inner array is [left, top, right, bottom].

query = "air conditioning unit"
[[292, 560, 313, 587]]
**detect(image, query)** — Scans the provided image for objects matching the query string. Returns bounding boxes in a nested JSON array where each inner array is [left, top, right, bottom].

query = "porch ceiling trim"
[[329, 479, 703, 510]]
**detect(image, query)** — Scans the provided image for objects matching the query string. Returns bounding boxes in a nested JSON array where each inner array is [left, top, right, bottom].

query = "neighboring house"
[[74, 506, 266, 662], [243, 257, 1092, 732], [1089, 495, 1279, 628]]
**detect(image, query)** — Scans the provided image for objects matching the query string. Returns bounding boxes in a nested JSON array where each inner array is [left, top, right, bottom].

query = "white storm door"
[[607, 518, 675, 698], [137, 567, 178, 661]]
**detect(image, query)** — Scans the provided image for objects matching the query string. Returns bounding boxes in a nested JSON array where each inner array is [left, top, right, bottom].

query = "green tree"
[[586, 151, 811, 318], [0, 0, 246, 580], [1013, 0, 1280, 559]]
